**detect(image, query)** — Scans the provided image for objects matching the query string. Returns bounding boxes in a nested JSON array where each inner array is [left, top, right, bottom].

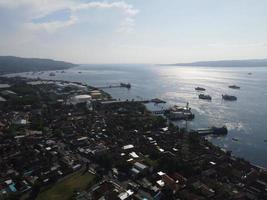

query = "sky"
[[0, 0, 267, 64]]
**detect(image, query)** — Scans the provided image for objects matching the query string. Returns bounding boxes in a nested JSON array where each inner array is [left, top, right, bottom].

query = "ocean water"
[[10, 64, 267, 168]]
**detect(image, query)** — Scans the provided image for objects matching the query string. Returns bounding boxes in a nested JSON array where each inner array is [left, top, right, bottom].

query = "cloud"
[[72, 1, 139, 16], [70, 1, 139, 33], [117, 17, 135, 33], [27, 15, 78, 33], [208, 42, 267, 48], [0, 0, 139, 33]]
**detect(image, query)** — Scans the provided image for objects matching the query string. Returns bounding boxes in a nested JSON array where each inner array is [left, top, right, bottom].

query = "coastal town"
[[0, 76, 267, 200]]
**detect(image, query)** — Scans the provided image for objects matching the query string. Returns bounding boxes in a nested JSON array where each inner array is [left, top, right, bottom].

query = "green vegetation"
[[36, 171, 96, 200], [143, 156, 158, 168]]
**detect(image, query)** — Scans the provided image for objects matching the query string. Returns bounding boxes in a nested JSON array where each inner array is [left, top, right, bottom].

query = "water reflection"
[[7, 65, 267, 167]]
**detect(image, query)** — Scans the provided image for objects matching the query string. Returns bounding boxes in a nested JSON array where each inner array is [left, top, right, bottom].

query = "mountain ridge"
[[0, 56, 77, 74], [163, 59, 267, 67]]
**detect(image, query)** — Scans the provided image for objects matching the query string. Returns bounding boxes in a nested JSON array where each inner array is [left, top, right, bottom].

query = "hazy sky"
[[0, 0, 267, 64]]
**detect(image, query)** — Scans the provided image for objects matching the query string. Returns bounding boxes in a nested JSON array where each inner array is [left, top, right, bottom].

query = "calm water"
[[10, 64, 267, 168]]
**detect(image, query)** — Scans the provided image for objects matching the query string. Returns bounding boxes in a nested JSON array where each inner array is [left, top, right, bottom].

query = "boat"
[[49, 72, 56, 76], [232, 138, 239, 142], [222, 94, 237, 101], [229, 85, 240, 89], [248, 72, 252, 75], [199, 94, 212, 100], [166, 102, 194, 120], [195, 87, 206, 91]]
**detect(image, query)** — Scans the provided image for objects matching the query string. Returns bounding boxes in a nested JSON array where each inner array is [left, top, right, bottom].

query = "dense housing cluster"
[[0, 77, 267, 200]]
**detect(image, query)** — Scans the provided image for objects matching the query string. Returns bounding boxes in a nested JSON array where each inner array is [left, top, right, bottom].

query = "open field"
[[37, 171, 96, 200]]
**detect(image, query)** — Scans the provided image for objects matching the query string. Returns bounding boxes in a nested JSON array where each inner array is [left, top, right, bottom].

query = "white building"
[[71, 94, 92, 104]]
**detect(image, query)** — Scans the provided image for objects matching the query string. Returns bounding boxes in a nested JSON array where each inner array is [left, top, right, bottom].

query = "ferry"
[[195, 87, 206, 91], [199, 94, 212, 100], [222, 94, 237, 101]]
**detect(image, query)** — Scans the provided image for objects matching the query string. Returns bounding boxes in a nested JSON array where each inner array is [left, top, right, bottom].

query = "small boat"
[[232, 138, 239, 142], [49, 72, 56, 76], [78, 71, 82, 74], [222, 94, 237, 101], [195, 87, 206, 91], [199, 94, 212, 100], [229, 85, 240, 89], [248, 72, 252, 75]]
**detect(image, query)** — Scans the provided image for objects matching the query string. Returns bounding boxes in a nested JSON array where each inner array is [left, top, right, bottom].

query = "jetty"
[[100, 98, 166, 105], [98, 83, 131, 89], [197, 126, 228, 136]]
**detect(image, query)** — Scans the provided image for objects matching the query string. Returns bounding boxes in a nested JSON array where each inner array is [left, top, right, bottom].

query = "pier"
[[197, 126, 228, 136], [100, 98, 166, 105], [151, 110, 168, 115], [98, 83, 131, 89]]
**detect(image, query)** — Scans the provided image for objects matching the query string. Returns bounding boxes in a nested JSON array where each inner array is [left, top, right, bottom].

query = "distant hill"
[[0, 56, 77, 74], [166, 59, 267, 67]]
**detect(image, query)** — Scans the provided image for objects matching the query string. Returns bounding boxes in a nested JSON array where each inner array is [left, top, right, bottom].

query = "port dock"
[[98, 83, 131, 89], [100, 98, 166, 105], [197, 126, 228, 136]]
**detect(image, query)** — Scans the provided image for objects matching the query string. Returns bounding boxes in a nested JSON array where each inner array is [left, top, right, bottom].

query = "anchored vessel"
[[222, 94, 237, 101], [229, 85, 240, 89], [199, 94, 212, 100], [195, 87, 206, 91]]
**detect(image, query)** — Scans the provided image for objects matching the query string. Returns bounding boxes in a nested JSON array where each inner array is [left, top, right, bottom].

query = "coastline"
[[2, 74, 266, 171], [1, 75, 267, 199]]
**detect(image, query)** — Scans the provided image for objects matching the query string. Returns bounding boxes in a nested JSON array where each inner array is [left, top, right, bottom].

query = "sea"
[[8, 64, 267, 168]]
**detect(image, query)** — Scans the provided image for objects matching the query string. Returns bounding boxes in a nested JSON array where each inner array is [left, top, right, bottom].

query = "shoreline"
[[1, 75, 267, 199], [2, 75, 266, 171]]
